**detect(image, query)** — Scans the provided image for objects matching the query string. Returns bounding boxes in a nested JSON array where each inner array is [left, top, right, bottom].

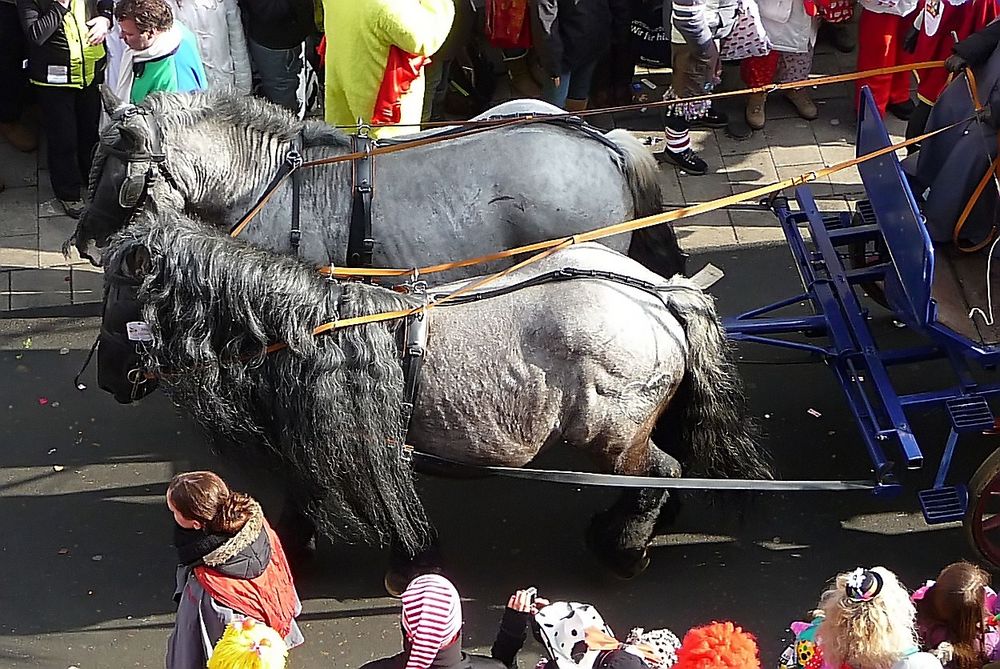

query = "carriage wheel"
[[964, 446, 1000, 571], [846, 211, 891, 309]]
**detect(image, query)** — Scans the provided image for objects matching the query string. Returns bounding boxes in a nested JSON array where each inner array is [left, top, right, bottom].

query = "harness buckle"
[[286, 149, 303, 170]]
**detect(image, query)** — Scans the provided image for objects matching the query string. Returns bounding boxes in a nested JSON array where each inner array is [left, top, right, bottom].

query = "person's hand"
[[902, 26, 919, 53], [934, 642, 955, 664], [507, 589, 549, 615], [946, 53, 969, 73], [696, 39, 720, 62], [86, 16, 110, 45]]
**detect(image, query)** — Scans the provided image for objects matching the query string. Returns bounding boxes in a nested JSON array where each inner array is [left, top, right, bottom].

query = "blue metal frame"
[[723, 87, 1000, 517]]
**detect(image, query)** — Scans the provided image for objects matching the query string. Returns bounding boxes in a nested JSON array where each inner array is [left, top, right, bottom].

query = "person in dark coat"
[[904, 20, 1000, 248], [165, 471, 304, 669], [238, 0, 316, 116], [531, 0, 618, 110]]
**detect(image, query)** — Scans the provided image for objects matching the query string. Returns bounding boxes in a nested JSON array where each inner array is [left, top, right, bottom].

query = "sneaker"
[[689, 108, 729, 129], [784, 89, 818, 121], [0, 121, 37, 152], [657, 148, 708, 175], [887, 99, 916, 121], [746, 92, 767, 130], [59, 199, 86, 219]]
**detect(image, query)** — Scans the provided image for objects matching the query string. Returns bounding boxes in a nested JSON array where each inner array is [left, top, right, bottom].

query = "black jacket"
[[954, 19, 1000, 67], [531, 0, 621, 76], [360, 642, 508, 669], [238, 0, 315, 50], [359, 608, 529, 669], [17, 0, 110, 86]]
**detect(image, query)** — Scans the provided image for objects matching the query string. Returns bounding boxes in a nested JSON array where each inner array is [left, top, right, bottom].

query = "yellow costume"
[[322, 0, 455, 138]]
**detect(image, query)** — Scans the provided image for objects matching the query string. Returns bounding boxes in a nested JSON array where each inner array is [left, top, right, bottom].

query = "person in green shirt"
[[111, 0, 207, 104]]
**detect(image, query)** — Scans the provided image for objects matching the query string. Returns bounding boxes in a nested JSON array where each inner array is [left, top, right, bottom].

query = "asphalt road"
[[1, 241, 994, 669]]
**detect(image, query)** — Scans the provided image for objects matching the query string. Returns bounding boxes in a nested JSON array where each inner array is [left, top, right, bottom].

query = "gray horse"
[[74, 89, 686, 281], [97, 209, 769, 583]]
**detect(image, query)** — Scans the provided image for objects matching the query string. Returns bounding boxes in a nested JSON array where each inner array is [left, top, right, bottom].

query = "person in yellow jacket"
[[18, 0, 110, 217], [322, 0, 454, 139]]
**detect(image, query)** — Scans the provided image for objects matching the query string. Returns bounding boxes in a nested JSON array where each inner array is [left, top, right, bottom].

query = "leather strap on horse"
[[228, 61, 946, 241], [347, 133, 376, 267], [290, 134, 304, 253]]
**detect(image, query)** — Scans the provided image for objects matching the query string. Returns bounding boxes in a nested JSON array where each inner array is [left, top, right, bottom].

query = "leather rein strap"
[[347, 133, 376, 267]]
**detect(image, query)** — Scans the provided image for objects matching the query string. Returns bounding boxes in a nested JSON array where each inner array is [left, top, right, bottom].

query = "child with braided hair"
[[165, 471, 304, 669]]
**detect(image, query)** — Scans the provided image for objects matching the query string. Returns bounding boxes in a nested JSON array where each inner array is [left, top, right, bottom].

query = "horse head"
[[96, 235, 159, 404], [70, 86, 175, 265]]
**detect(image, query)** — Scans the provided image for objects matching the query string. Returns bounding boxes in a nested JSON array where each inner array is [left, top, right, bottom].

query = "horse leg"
[[385, 530, 444, 597], [586, 442, 681, 579], [274, 490, 319, 567]]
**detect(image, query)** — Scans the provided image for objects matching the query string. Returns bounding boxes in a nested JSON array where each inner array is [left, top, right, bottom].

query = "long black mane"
[[105, 210, 430, 551]]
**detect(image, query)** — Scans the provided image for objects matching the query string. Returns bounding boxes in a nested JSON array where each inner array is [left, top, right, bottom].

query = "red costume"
[[911, 0, 999, 104]]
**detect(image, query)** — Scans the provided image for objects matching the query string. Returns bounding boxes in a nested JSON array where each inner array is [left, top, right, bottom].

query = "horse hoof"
[[585, 519, 652, 579], [605, 548, 651, 580]]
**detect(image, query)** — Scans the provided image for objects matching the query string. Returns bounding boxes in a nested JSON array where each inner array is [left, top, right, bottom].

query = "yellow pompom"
[[207, 619, 288, 669]]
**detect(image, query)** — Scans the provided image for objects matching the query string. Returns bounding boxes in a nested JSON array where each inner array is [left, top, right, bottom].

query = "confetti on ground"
[[59, 347, 70, 355], [38, 397, 48, 406], [807, 408, 822, 418], [52, 465, 65, 472]]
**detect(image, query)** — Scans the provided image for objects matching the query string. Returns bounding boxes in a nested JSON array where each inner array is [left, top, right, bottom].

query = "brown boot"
[[784, 88, 818, 121], [746, 93, 767, 130], [0, 122, 37, 152], [565, 97, 588, 112]]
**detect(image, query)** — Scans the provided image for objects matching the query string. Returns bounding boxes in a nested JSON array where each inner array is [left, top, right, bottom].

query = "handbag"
[[485, 0, 532, 49]]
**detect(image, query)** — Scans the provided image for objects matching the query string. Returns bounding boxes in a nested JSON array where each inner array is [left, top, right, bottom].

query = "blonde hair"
[[817, 567, 918, 669], [208, 619, 288, 669]]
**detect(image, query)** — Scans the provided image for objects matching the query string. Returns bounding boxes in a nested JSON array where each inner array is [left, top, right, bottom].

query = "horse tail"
[[655, 279, 773, 480], [605, 129, 662, 218], [605, 129, 688, 279]]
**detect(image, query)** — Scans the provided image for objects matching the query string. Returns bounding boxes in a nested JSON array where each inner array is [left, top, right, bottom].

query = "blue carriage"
[[725, 87, 1000, 566]]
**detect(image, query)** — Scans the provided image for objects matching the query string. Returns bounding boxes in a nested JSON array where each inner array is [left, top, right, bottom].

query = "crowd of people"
[[162, 470, 1000, 669]]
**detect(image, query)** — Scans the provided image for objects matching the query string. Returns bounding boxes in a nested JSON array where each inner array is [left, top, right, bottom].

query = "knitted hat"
[[674, 622, 760, 669], [401, 574, 463, 669]]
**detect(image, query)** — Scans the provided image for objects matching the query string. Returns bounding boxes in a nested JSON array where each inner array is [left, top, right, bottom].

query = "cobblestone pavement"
[[0, 34, 902, 311]]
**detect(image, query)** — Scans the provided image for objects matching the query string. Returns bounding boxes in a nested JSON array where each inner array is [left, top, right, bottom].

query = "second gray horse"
[[75, 89, 686, 280]]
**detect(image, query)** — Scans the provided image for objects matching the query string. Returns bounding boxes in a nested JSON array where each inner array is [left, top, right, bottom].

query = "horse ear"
[[127, 245, 152, 279], [118, 123, 146, 151], [99, 84, 125, 117]]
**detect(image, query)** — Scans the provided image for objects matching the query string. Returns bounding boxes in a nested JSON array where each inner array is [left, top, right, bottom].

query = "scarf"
[[401, 574, 464, 669], [174, 525, 231, 567], [106, 23, 185, 103]]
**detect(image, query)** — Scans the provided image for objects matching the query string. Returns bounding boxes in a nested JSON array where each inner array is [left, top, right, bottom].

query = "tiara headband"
[[845, 568, 884, 602]]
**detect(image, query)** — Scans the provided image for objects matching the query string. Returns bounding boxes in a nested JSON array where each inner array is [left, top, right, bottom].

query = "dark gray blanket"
[[905, 22, 1000, 245]]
